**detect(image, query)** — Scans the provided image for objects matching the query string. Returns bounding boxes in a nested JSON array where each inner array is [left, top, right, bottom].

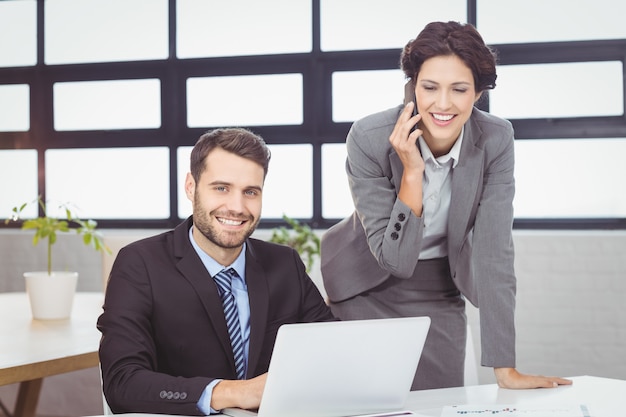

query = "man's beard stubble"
[[192, 197, 259, 249]]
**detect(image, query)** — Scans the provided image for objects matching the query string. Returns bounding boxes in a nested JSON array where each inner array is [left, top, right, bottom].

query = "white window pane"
[[0, 149, 38, 217], [45, 148, 170, 219], [490, 62, 623, 119], [322, 143, 353, 219], [0, 84, 30, 131], [514, 138, 626, 218], [263, 144, 313, 219], [187, 74, 303, 127], [53, 79, 161, 131], [177, 146, 193, 219], [45, 0, 168, 65], [321, 0, 466, 51], [478, 0, 626, 44], [0, 0, 36, 67], [332, 70, 406, 123], [177, 0, 311, 58], [177, 144, 313, 220]]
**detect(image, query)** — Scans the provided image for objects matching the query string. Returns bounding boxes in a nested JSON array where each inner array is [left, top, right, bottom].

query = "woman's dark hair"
[[400, 21, 498, 92], [190, 127, 271, 183]]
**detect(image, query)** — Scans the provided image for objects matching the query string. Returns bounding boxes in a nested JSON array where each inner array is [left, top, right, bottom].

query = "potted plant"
[[269, 214, 320, 274], [4, 196, 110, 320]]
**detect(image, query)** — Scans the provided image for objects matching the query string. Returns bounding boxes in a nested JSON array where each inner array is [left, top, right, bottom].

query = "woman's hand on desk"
[[211, 373, 267, 411], [494, 367, 573, 389]]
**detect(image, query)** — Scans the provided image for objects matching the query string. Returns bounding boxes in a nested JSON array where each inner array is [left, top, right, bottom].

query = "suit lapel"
[[448, 119, 484, 271], [173, 218, 237, 371], [243, 241, 269, 376]]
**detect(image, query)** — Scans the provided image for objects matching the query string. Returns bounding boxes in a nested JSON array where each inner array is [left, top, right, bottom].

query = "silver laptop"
[[222, 316, 430, 417]]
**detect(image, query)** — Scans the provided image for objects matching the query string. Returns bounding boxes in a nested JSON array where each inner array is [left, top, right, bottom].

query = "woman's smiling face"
[[414, 54, 482, 156]]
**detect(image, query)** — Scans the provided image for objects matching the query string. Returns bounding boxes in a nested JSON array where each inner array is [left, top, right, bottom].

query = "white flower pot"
[[24, 271, 78, 320]]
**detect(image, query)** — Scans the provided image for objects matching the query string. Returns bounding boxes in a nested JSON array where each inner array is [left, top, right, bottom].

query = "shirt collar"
[[188, 225, 247, 279], [418, 125, 464, 168]]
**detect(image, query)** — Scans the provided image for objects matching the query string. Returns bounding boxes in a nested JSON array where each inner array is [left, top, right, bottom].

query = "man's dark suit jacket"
[[98, 217, 334, 415]]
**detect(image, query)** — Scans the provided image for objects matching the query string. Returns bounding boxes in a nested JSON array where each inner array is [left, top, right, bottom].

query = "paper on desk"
[[441, 404, 590, 417], [357, 411, 416, 417]]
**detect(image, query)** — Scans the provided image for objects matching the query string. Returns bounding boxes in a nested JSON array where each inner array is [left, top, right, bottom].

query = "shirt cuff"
[[197, 379, 222, 415]]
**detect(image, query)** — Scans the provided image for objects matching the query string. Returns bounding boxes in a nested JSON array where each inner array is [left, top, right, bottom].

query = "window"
[[0, 84, 30, 131], [187, 74, 303, 127], [53, 80, 162, 131], [0, 150, 38, 217], [332, 70, 406, 123], [321, 143, 352, 219], [177, 0, 312, 58], [0, 0, 37, 68], [514, 138, 626, 218], [45, 148, 170, 219], [477, 0, 626, 44], [1, 0, 625, 229], [320, 0, 466, 51], [45, 0, 168, 65], [490, 62, 623, 119]]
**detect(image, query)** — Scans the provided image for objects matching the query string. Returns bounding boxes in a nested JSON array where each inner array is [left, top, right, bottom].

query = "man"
[[98, 128, 334, 415]]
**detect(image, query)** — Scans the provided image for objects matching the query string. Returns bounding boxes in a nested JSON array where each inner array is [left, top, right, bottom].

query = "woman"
[[321, 21, 571, 390]]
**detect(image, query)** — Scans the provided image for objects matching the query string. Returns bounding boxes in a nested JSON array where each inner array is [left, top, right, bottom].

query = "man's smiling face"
[[185, 146, 263, 262]]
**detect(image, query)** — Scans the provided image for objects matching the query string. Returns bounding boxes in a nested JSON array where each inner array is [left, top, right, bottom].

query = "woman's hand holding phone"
[[390, 100, 424, 171]]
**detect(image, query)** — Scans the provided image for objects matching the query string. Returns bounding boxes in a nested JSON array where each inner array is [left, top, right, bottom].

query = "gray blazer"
[[321, 105, 517, 368]]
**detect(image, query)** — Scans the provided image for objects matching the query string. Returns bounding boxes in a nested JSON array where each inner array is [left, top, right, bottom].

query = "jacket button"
[[394, 222, 401, 231], [159, 390, 167, 399], [180, 392, 188, 400], [391, 231, 399, 240], [166, 391, 174, 399], [398, 213, 406, 221], [173, 392, 180, 400]]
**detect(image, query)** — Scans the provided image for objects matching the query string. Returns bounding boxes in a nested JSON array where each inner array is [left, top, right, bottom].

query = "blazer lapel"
[[173, 218, 236, 370], [243, 241, 269, 376], [448, 119, 484, 271]]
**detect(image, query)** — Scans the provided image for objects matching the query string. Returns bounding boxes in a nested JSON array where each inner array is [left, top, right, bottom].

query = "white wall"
[[0, 229, 625, 416]]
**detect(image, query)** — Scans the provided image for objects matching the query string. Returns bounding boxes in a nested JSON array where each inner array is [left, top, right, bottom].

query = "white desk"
[[0, 291, 104, 417], [404, 375, 624, 416], [81, 376, 625, 417]]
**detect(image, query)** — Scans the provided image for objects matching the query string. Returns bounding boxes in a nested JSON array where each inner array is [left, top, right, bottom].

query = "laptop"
[[222, 316, 431, 417]]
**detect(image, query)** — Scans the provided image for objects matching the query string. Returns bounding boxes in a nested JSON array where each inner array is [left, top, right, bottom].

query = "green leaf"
[[5, 196, 112, 272], [268, 214, 320, 273]]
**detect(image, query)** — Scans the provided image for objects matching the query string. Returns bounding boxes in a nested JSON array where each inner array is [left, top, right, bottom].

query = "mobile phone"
[[403, 80, 419, 132]]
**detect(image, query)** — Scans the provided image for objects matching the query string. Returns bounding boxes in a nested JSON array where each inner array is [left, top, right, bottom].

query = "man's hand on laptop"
[[211, 373, 268, 411], [494, 367, 572, 389]]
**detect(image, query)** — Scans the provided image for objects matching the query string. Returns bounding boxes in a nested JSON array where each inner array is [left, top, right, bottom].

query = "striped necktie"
[[213, 268, 246, 380]]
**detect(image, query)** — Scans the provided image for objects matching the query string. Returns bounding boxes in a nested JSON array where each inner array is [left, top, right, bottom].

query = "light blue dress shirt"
[[418, 127, 463, 260], [188, 226, 251, 414]]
